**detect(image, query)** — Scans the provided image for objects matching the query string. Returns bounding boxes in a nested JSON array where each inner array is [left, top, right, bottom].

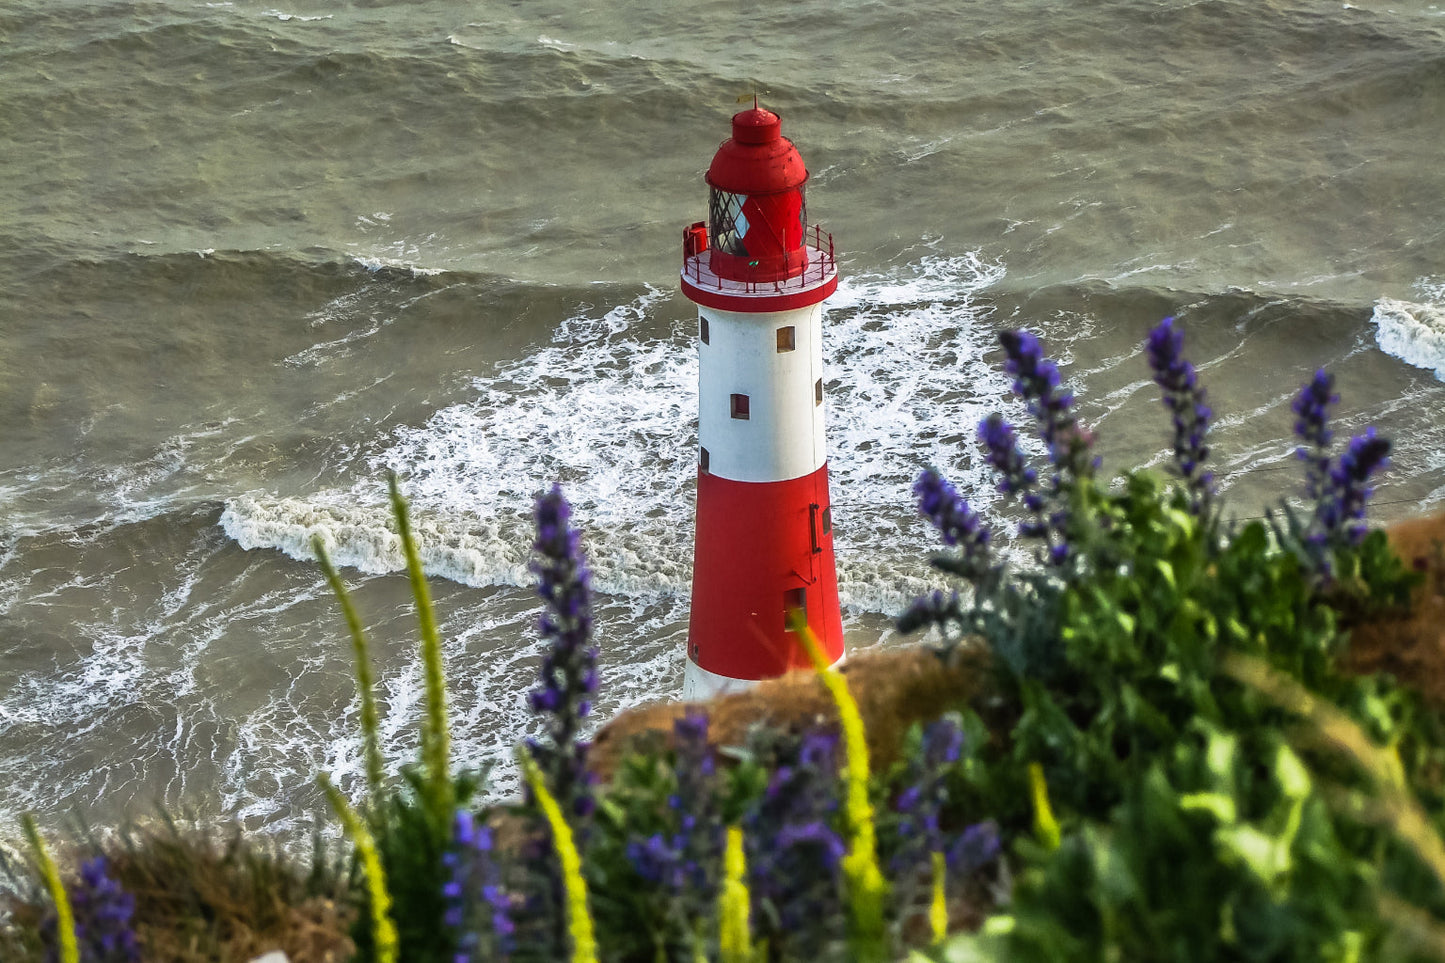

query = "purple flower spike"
[[527, 484, 598, 823], [999, 329, 1093, 480], [625, 710, 722, 914], [445, 809, 517, 961], [947, 820, 1002, 875], [914, 468, 991, 550], [913, 468, 993, 582], [978, 415, 1037, 500], [891, 718, 967, 876], [742, 726, 846, 953], [1145, 317, 1215, 513], [40, 856, 140, 963], [1292, 370, 1338, 503], [1324, 427, 1391, 546]]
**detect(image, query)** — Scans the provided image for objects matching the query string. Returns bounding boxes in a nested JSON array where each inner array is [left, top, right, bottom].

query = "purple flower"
[[978, 415, 1038, 501], [1145, 317, 1215, 513], [999, 329, 1093, 480], [889, 718, 965, 875], [1323, 427, 1391, 546], [884, 719, 999, 933], [526, 484, 598, 822], [947, 820, 1002, 876], [742, 727, 846, 953], [1287, 371, 1393, 573], [41, 856, 139, 963], [897, 588, 963, 636], [624, 711, 722, 910], [444, 810, 518, 962], [1292, 370, 1338, 504], [914, 469, 993, 551]]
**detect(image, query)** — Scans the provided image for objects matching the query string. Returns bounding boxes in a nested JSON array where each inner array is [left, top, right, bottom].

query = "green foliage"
[[588, 742, 712, 963], [916, 424, 1441, 958]]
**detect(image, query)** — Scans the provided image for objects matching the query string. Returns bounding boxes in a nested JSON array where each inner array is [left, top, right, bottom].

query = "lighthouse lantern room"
[[681, 105, 845, 700]]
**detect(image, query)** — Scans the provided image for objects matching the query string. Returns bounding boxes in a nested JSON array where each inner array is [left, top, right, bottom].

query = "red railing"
[[682, 224, 836, 294]]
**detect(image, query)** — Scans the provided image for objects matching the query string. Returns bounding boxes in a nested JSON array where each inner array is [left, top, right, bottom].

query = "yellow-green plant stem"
[[1028, 762, 1062, 852], [319, 774, 398, 963], [314, 537, 387, 805], [930, 850, 948, 943], [787, 609, 889, 956], [719, 825, 754, 963], [519, 747, 598, 963], [1224, 652, 1445, 889], [21, 814, 77, 963], [387, 475, 453, 823]]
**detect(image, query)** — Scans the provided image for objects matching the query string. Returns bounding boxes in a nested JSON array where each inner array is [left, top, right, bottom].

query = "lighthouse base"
[[681, 651, 846, 702], [681, 658, 755, 702]]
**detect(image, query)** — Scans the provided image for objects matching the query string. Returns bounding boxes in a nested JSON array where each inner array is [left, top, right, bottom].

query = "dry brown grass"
[[2, 821, 354, 963], [1344, 512, 1445, 706], [589, 640, 993, 784]]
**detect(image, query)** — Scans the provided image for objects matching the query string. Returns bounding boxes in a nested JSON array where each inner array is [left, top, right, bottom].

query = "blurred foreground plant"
[[905, 319, 1431, 962], [319, 474, 485, 963]]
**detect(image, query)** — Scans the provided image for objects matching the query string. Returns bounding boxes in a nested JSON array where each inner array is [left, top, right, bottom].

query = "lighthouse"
[[680, 105, 845, 699]]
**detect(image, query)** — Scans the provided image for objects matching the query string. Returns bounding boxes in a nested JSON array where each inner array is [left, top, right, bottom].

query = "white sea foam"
[[223, 254, 1012, 618], [1371, 295, 1445, 380]]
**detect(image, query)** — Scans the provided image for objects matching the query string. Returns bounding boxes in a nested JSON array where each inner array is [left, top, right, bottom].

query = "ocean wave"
[[1372, 296, 1445, 381]]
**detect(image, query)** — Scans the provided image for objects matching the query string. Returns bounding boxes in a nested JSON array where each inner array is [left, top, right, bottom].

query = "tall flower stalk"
[[1293, 369, 1338, 505], [314, 537, 387, 805], [527, 485, 600, 823], [319, 774, 399, 963], [519, 748, 599, 963], [1289, 372, 1391, 572], [1000, 329, 1094, 486], [789, 610, 889, 960], [22, 814, 78, 963], [388, 474, 453, 826], [1145, 316, 1215, 514], [718, 827, 755, 963], [993, 330, 1096, 563]]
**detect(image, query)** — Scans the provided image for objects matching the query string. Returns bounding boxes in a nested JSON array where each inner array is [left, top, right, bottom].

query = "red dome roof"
[[705, 107, 808, 195]]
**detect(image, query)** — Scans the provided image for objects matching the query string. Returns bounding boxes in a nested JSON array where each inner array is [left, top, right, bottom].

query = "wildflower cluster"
[[625, 712, 722, 906], [888, 718, 1001, 934], [743, 729, 848, 955], [892, 720, 979, 877], [527, 484, 600, 821]]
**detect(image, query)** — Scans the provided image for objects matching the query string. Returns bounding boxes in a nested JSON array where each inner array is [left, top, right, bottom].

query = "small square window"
[[699, 446, 710, 472], [776, 326, 796, 352], [822, 506, 832, 534], [700, 317, 710, 344], [784, 587, 808, 627], [730, 393, 750, 420], [815, 378, 823, 405]]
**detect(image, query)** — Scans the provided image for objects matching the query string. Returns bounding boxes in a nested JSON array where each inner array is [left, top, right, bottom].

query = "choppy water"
[[2, 0, 1444, 839]]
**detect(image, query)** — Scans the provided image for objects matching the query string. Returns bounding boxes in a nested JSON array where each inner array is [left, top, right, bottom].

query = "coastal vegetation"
[[5, 319, 1445, 962]]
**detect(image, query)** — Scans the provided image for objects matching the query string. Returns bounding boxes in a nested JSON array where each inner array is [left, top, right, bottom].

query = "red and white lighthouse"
[[680, 105, 845, 699]]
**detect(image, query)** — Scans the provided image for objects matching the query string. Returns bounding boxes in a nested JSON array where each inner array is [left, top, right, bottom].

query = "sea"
[[2, 0, 1443, 843]]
